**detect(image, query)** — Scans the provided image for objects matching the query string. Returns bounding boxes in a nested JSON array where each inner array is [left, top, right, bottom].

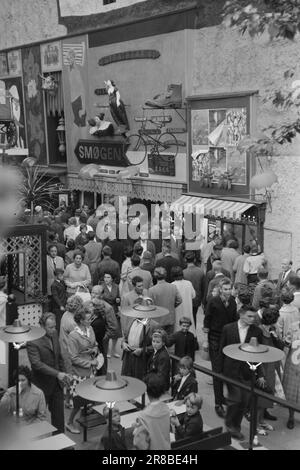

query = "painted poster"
[[41, 42, 62, 72], [7, 50, 22, 76], [62, 36, 90, 172], [22, 46, 47, 163], [226, 108, 247, 146], [0, 53, 8, 77], [209, 147, 226, 181], [226, 146, 246, 185], [2, 77, 27, 148]]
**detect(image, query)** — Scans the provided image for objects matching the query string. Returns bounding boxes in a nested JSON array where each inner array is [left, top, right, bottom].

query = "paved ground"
[[19, 309, 300, 450]]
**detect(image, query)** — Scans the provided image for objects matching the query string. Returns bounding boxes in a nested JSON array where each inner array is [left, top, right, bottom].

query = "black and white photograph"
[[0, 0, 299, 458]]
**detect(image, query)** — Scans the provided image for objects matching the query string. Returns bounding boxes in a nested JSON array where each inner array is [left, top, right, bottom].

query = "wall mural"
[[62, 36, 90, 172], [22, 46, 46, 164], [2, 77, 26, 148]]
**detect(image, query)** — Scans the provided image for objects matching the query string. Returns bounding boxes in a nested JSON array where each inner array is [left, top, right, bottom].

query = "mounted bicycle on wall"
[[125, 115, 179, 166]]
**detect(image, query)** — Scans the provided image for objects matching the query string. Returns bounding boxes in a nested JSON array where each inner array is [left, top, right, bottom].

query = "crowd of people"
[[1, 200, 300, 450]]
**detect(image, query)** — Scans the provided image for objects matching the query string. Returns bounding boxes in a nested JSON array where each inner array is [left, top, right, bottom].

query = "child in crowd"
[[172, 356, 198, 402], [170, 392, 203, 441], [51, 268, 67, 333], [98, 405, 127, 450], [167, 317, 199, 361], [134, 373, 171, 450], [147, 329, 171, 393]]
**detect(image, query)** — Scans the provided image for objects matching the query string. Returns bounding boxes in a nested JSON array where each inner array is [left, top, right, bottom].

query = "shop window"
[[188, 94, 255, 197]]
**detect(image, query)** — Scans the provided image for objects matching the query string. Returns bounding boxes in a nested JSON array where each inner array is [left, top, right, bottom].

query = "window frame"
[[186, 92, 258, 199]]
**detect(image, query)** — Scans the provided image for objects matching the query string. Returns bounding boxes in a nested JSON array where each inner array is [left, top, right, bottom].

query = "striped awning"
[[170, 195, 255, 221]]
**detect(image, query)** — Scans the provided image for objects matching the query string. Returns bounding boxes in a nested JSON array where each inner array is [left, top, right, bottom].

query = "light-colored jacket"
[[63, 262, 91, 295], [0, 384, 47, 423], [148, 280, 182, 327], [67, 327, 98, 377]]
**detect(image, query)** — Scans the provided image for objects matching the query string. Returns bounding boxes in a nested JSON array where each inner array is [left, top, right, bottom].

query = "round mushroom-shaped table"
[[76, 370, 146, 449], [223, 337, 284, 450]]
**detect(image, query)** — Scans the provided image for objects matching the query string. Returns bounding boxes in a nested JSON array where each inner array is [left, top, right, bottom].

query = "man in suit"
[[51, 268, 67, 332], [277, 259, 295, 292], [204, 260, 231, 307], [84, 231, 102, 279], [203, 277, 238, 418], [27, 313, 70, 433], [183, 251, 206, 326], [148, 267, 182, 334], [155, 240, 181, 283], [127, 254, 153, 291], [46, 244, 64, 296], [134, 226, 156, 263], [219, 305, 265, 440], [93, 245, 120, 285]]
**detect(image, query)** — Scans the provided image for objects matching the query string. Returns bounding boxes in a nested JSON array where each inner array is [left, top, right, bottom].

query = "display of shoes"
[[215, 405, 226, 419], [145, 84, 182, 108], [66, 423, 81, 434], [264, 410, 277, 421]]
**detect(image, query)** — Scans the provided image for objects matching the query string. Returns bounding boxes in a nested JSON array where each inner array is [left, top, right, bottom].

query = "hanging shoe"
[[145, 84, 182, 108]]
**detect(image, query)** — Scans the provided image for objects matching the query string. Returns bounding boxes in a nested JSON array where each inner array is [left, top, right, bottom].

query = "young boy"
[[146, 329, 171, 393], [98, 405, 127, 450], [167, 317, 199, 361], [134, 373, 171, 450], [51, 268, 67, 333], [172, 356, 198, 402], [170, 392, 203, 440]]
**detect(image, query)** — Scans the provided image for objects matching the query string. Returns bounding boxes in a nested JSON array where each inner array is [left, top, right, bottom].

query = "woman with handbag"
[[64, 250, 91, 297], [101, 272, 122, 358], [66, 308, 101, 434]]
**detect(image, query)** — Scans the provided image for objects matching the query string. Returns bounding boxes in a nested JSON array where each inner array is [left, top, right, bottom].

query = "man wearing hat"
[[219, 305, 265, 440], [93, 245, 120, 285]]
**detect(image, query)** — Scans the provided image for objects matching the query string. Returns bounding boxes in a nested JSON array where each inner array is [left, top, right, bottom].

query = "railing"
[[170, 353, 300, 450]]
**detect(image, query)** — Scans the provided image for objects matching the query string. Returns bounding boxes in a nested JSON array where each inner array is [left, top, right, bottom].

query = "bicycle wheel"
[[157, 132, 178, 158], [125, 133, 147, 166]]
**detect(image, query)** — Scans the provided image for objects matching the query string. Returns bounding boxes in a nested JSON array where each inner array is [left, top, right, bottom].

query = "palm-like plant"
[[20, 165, 60, 216]]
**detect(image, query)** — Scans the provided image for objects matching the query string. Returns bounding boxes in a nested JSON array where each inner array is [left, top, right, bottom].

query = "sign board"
[[148, 153, 175, 177], [75, 139, 130, 167]]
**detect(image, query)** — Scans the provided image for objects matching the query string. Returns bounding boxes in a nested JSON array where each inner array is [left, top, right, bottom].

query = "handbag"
[[200, 338, 210, 361], [75, 286, 91, 303]]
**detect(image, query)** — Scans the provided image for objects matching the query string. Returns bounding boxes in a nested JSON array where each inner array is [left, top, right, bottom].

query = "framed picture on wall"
[[0, 53, 8, 77], [7, 50, 22, 76], [58, 193, 69, 207], [41, 42, 62, 72]]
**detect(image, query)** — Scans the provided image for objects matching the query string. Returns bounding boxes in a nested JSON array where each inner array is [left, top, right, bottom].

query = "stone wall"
[[191, 26, 300, 277], [0, 0, 66, 50]]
